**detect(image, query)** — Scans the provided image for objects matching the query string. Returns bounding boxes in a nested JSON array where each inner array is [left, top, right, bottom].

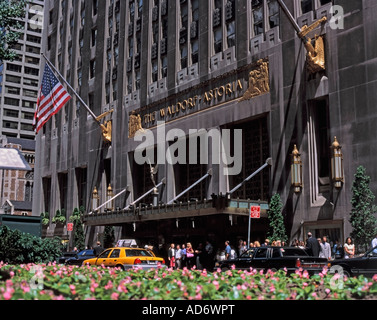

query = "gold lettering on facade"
[[240, 59, 269, 101], [128, 111, 145, 138]]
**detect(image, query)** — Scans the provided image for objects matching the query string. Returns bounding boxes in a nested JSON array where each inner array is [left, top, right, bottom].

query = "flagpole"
[[40, 52, 102, 128]]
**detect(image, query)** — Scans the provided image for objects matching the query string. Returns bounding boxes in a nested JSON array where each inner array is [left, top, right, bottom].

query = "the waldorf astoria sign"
[[128, 58, 270, 138]]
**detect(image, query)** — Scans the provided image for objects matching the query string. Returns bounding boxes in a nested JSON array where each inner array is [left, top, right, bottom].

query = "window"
[[58, 173, 68, 211], [98, 249, 112, 258], [213, 0, 223, 53], [75, 167, 87, 208], [5, 86, 20, 95], [226, 0, 235, 47], [254, 248, 268, 258], [90, 59, 96, 78], [3, 121, 18, 129], [22, 100, 36, 109], [26, 34, 41, 44], [91, 28, 97, 46], [25, 181, 33, 202], [26, 45, 40, 54], [23, 89, 38, 98], [110, 249, 120, 258], [42, 177, 52, 213], [24, 67, 39, 76], [4, 109, 19, 118], [4, 97, 20, 106], [21, 123, 34, 131], [21, 112, 34, 120], [252, 0, 264, 36], [251, 0, 280, 37], [25, 56, 40, 65], [93, 0, 98, 15], [7, 64, 22, 72], [6, 75, 21, 84], [301, 0, 312, 14], [23, 78, 39, 87], [126, 249, 153, 257], [268, 0, 279, 29]]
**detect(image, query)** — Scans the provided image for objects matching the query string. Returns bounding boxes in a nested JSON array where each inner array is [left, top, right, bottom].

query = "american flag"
[[33, 64, 71, 133]]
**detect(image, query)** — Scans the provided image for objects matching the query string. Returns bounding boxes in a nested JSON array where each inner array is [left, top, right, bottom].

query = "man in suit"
[[305, 232, 321, 257], [93, 241, 104, 257]]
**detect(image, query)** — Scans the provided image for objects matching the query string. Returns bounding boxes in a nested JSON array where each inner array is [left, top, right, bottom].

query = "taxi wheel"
[[116, 264, 124, 271]]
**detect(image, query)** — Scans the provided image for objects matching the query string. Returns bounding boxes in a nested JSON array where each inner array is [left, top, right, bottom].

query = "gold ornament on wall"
[[128, 111, 145, 138], [239, 59, 270, 101]]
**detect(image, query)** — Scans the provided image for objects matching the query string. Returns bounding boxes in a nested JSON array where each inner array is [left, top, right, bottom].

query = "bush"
[[0, 226, 62, 264]]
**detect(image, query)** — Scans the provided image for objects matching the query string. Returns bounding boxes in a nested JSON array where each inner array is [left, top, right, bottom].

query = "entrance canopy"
[[0, 148, 31, 171]]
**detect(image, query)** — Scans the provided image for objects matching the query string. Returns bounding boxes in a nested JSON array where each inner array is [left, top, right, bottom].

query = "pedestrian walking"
[[186, 242, 195, 269], [344, 237, 355, 259], [305, 232, 321, 257], [181, 243, 187, 268], [319, 236, 331, 260], [168, 243, 176, 268], [204, 240, 214, 270], [225, 241, 231, 260], [175, 244, 182, 269], [93, 241, 104, 257]]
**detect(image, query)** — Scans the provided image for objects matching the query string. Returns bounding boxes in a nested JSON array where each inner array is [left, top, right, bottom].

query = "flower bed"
[[1, 262, 377, 300]]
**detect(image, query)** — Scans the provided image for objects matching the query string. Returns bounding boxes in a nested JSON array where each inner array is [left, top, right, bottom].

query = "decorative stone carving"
[[240, 59, 270, 101]]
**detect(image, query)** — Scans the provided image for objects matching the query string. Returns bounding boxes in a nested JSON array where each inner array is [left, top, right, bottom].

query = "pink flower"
[[111, 292, 119, 300], [69, 284, 76, 295], [3, 291, 12, 300]]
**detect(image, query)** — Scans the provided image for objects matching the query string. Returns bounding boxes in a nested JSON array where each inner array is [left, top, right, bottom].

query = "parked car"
[[217, 246, 328, 274], [57, 251, 77, 264], [82, 247, 165, 270], [65, 249, 96, 266], [330, 246, 377, 278]]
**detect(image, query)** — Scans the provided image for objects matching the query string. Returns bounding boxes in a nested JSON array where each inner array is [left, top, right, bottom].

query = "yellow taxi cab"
[[82, 247, 165, 270]]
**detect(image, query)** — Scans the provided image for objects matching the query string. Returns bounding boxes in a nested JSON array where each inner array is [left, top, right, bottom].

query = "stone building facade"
[[33, 0, 377, 250]]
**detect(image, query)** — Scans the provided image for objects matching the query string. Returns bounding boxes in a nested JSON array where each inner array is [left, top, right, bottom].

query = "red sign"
[[67, 223, 73, 232], [250, 206, 261, 219]]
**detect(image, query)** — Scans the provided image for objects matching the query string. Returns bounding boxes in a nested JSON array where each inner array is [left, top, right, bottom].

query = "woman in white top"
[[344, 237, 355, 259]]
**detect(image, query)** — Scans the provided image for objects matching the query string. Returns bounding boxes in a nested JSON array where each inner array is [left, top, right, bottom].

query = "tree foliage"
[[69, 207, 85, 251], [0, 226, 62, 264], [267, 193, 288, 243], [104, 226, 115, 248], [350, 166, 377, 252], [0, 0, 27, 61]]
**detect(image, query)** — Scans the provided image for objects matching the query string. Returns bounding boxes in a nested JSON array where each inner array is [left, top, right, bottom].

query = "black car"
[[330, 246, 377, 278], [65, 249, 97, 266], [57, 251, 78, 264], [218, 246, 328, 274]]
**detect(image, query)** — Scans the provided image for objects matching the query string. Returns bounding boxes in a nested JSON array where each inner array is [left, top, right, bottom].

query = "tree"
[[69, 207, 85, 251], [267, 193, 288, 243], [0, 0, 27, 61], [350, 166, 377, 252]]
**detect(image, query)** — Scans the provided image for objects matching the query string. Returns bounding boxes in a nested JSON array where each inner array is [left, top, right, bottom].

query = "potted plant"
[[40, 212, 50, 227], [52, 209, 66, 225]]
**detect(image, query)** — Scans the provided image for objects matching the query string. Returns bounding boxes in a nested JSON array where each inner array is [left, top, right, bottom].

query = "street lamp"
[[106, 184, 114, 211], [291, 144, 303, 193], [331, 136, 344, 188], [91, 187, 99, 213]]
